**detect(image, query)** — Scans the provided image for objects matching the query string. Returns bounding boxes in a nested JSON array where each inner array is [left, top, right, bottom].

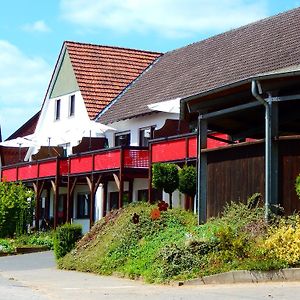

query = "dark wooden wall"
[[205, 139, 300, 218]]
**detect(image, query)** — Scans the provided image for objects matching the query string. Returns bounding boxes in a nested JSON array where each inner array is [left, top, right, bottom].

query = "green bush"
[[0, 182, 34, 237], [152, 163, 179, 208], [0, 239, 14, 253], [295, 174, 300, 199], [54, 224, 82, 259], [178, 165, 196, 198]]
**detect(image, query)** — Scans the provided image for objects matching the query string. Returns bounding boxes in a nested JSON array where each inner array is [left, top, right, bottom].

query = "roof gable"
[[65, 41, 161, 119], [99, 7, 300, 124], [50, 50, 79, 98]]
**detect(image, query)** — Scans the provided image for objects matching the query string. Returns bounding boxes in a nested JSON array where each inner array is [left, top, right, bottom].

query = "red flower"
[[158, 200, 169, 211], [150, 208, 161, 220], [132, 213, 140, 224]]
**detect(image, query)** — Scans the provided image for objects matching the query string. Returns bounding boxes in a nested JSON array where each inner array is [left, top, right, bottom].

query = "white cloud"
[[22, 20, 51, 33], [60, 0, 268, 38], [0, 40, 52, 139]]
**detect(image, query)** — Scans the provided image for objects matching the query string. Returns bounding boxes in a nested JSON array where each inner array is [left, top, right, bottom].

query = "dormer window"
[[69, 95, 75, 117], [55, 99, 61, 120]]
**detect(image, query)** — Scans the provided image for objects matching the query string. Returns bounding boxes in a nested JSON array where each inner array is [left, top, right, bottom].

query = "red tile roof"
[[99, 7, 300, 124], [65, 41, 161, 119]]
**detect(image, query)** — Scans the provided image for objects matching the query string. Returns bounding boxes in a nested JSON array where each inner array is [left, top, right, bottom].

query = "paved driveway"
[[1, 251, 300, 299]]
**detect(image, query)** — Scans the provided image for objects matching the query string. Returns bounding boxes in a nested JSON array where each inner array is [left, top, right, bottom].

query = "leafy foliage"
[[58, 197, 300, 283], [54, 223, 82, 259], [152, 163, 179, 208], [264, 215, 300, 265], [0, 182, 34, 237], [0, 231, 54, 253], [178, 165, 196, 197], [295, 174, 300, 200]]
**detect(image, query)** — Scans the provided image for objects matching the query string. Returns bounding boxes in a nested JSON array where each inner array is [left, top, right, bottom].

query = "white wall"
[[26, 91, 91, 160], [105, 112, 179, 147]]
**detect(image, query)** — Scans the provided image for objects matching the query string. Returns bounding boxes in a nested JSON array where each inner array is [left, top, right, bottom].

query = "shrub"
[[54, 224, 82, 259], [0, 182, 35, 237], [178, 165, 196, 197], [295, 174, 300, 200], [0, 239, 14, 253], [264, 216, 300, 265], [152, 163, 179, 208]]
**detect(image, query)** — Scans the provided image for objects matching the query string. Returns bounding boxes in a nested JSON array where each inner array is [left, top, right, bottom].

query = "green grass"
[[57, 200, 299, 283]]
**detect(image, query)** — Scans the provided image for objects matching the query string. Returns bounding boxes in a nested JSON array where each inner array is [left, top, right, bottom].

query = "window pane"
[[115, 132, 130, 146], [55, 99, 61, 120], [77, 194, 90, 219], [69, 95, 75, 116]]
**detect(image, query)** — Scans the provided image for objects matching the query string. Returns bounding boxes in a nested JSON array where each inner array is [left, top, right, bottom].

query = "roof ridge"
[[65, 40, 162, 55], [166, 6, 300, 55]]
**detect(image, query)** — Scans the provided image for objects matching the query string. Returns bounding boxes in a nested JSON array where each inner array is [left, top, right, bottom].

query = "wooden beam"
[[113, 173, 120, 191], [51, 180, 56, 194], [93, 174, 102, 194], [86, 176, 92, 192]]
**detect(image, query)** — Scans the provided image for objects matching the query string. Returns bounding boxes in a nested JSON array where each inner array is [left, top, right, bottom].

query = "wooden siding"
[[206, 139, 300, 218]]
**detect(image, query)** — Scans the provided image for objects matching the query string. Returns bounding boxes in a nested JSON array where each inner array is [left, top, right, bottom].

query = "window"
[[139, 126, 155, 147], [55, 99, 61, 120], [77, 193, 90, 219], [115, 131, 131, 146], [69, 95, 75, 116]]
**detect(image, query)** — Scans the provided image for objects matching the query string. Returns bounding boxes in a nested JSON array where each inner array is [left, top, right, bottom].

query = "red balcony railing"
[[1, 147, 149, 182], [1, 157, 58, 182], [150, 132, 229, 163]]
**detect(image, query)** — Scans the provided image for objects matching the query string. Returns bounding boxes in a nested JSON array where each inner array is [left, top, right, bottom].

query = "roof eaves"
[[181, 68, 300, 116]]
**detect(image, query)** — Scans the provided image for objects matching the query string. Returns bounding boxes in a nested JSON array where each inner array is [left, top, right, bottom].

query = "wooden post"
[[148, 143, 153, 203], [33, 180, 45, 231], [103, 180, 108, 217], [119, 149, 124, 209], [67, 177, 77, 223], [51, 180, 59, 229], [87, 174, 102, 228]]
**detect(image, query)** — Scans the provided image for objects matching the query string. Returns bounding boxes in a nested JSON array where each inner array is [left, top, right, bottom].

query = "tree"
[[178, 165, 197, 210], [152, 163, 179, 209], [0, 182, 34, 237]]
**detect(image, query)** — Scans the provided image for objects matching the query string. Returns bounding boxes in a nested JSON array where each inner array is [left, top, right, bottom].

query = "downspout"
[[251, 80, 270, 220]]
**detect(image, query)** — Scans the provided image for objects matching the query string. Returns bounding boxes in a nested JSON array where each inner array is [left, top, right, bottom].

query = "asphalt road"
[[1, 251, 300, 299]]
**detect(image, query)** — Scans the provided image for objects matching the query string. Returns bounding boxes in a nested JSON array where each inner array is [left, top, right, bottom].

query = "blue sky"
[[1, 0, 300, 140]]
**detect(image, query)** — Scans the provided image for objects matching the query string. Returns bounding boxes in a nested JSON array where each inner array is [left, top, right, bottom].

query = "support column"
[[87, 174, 102, 228], [118, 172, 124, 209], [67, 177, 77, 223], [265, 97, 279, 218], [33, 180, 44, 231], [103, 180, 108, 217], [51, 180, 59, 229], [148, 143, 153, 203], [197, 114, 208, 224], [119, 149, 124, 209]]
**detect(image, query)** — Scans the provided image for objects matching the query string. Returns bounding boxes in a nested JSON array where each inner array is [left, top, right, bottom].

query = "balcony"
[[1, 146, 149, 182], [150, 132, 229, 163]]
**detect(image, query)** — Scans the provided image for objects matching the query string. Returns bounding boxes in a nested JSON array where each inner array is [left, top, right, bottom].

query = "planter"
[[15, 246, 48, 254]]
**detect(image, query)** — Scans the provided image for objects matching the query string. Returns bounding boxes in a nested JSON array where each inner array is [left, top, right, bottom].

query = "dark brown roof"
[[99, 7, 300, 124], [65, 41, 161, 119], [7, 111, 40, 140]]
